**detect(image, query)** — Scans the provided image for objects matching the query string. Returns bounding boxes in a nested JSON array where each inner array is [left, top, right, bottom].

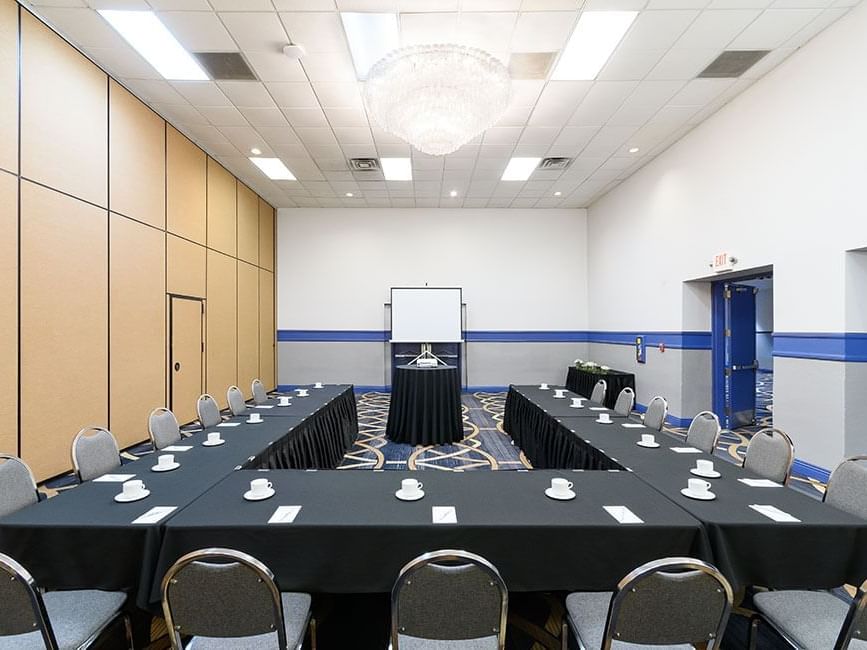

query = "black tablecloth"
[[566, 366, 635, 409], [152, 469, 706, 600], [386, 365, 463, 445]]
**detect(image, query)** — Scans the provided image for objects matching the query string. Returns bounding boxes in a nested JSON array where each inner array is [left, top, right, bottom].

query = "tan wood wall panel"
[[167, 234, 206, 298], [237, 182, 259, 266], [0, 172, 17, 455], [0, 0, 18, 174], [259, 270, 275, 390], [166, 126, 206, 244], [206, 250, 237, 408], [109, 81, 165, 229], [110, 213, 166, 448], [237, 262, 259, 399], [20, 181, 107, 480], [20, 12, 107, 207], [207, 158, 236, 256], [258, 199, 274, 271]]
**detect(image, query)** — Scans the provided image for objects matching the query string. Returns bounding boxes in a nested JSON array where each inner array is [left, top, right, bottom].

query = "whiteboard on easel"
[[390, 287, 463, 343]]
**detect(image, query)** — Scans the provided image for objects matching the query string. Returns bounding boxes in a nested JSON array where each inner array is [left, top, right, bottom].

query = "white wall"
[[585, 3, 867, 468]]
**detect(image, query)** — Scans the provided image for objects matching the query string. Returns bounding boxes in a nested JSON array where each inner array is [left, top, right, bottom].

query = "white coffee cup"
[[122, 479, 146, 498], [551, 477, 573, 496], [314, 382, 323, 388], [250, 478, 273, 496], [401, 478, 423, 496], [248, 412, 262, 423], [554, 388, 566, 398], [539, 382, 549, 390], [157, 454, 175, 468], [278, 396, 291, 406], [207, 431, 222, 444], [641, 433, 656, 446], [598, 412, 611, 423], [696, 459, 715, 475], [688, 478, 711, 495], [571, 397, 584, 408], [297, 388, 309, 397]]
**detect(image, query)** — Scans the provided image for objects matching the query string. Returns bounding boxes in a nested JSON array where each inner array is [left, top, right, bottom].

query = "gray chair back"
[[613, 387, 634, 416], [148, 408, 181, 451], [824, 456, 867, 520], [0, 455, 39, 518], [590, 380, 607, 405], [0, 552, 57, 648], [252, 379, 268, 405], [643, 396, 668, 431], [602, 557, 733, 650], [162, 547, 286, 650], [391, 549, 507, 649], [686, 411, 721, 454], [71, 427, 121, 482], [227, 386, 247, 416], [196, 394, 222, 429], [743, 428, 794, 484]]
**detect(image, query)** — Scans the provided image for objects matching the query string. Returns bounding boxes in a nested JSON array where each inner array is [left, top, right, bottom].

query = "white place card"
[[93, 473, 135, 483], [590, 407, 607, 411], [268, 506, 302, 524], [603, 506, 644, 524], [162, 445, 193, 452], [622, 423, 645, 429], [255, 405, 274, 409], [739, 478, 782, 488], [750, 504, 800, 522], [217, 422, 241, 428], [670, 447, 702, 454], [132, 506, 177, 525], [432, 506, 457, 524]]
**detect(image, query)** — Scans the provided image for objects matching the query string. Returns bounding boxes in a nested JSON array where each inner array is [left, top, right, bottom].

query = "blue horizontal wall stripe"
[[773, 332, 867, 362], [278, 330, 388, 342], [466, 330, 587, 342], [587, 331, 711, 350]]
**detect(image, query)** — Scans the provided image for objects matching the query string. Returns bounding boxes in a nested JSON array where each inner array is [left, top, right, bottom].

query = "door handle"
[[174, 362, 181, 371]]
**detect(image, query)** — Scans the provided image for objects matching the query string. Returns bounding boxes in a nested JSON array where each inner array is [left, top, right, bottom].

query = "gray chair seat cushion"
[[754, 590, 867, 650], [565, 592, 693, 649], [188, 592, 311, 649], [397, 634, 499, 649], [0, 589, 126, 650]]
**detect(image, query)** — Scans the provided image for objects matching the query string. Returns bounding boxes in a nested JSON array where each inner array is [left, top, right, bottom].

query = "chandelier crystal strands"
[[363, 44, 511, 157]]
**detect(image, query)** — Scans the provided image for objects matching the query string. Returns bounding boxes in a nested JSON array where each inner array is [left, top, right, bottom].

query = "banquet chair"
[[0, 552, 131, 650], [0, 455, 39, 518], [148, 407, 182, 451], [824, 455, 867, 519], [227, 385, 247, 416], [252, 379, 268, 405], [71, 426, 122, 482], [562, 557, 733, 650], [161, 547, 314, 650], [590, 380, 607, 405], [196, 394, 223, 429], [391, 549, 508, 650], [643, 396, 668, 431], [742, 428, 794, 484], [613, 388, 635, 417], [685, 411, 722, 454]]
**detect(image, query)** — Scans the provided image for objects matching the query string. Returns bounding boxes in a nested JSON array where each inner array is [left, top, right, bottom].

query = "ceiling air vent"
[[348, 158, 381, 172], [698, 50, 770, 78], [538, 157, 573, 171], [193, 52, 257, 81]]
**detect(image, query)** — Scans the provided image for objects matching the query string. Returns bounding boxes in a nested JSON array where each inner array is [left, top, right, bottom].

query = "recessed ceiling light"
[[552, 11, 637, 81], [628, 147, 640, 153], [554, 191, 562, 197], [381, 157, 412, 181], [341, 12, 399, 80], [501, 157, 542, 182], [449, 190, 458, 197], [98, 10, 208, 81], [345, 192, 354, 197], [250, 147, 262, 155], [249, 157, 295, 181]]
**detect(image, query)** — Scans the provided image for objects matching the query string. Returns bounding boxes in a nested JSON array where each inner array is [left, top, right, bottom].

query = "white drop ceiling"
[[23, 0, 858, 209]]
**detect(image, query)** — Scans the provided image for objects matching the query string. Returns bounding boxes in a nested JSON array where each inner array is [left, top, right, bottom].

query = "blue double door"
[[713, 282, 758, 428]]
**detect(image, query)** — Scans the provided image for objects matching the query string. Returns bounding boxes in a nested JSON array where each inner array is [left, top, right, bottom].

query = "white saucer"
[[553, 394, 567, 399], [395, 489, 424, 501], [595, 419, 614, 425], [151, 462, 180, 472], [246, 419, 264, 425], [681, 488, 716, 501], [202, 439, 225, 447], [569, 404, 585, 409], [545, 488, 576, 501], [114, 489, 150, 503], [690, 468, 721, 479], [243, 488, 275, 501], [636, 441, 660, 448], [277, 402, 292, 407], [538, 386, 550, 390]]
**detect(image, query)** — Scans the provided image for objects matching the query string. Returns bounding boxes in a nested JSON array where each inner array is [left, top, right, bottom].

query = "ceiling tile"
[[673, 10, 761, 49], [619, 10, 699, 50], [267, 82, 319, 107], [509, 80, 546, 106], [296, 127, 340, 145], [217, 81, 277, 107], [219, 12, 288, 52], [245, 51, 308, 82], [528, 81, 592, 125], [171, 81, 232, 106], [324, 108, 369, 127], [483, 127, 523, 145], [583, 0, 649, 8], [645, 0, 710, 6], [646, 48, 719, 80], [706, 0, 772, 6], [218, 125, 271, 152], [86, 46, 159, 78], [511, 12, 576, 51], [122, 78, 187, 104], [518, 126, 559, 145], [729, 9, 822, 48], [456, 12, 517, 52], [782, 8, 848, 46], [312, 82, 364, 108], [282, 107, 330, 127], [400, 12, 458, 46], [152, 102, 209, 126], [147, 0, 211, 8], [333, 126, 374, 144], [497, 105, 534, 126], [239, 107, 289, 126], [280, 11, 350, 53], [198, 105, 249, 126], [272, 0, 338, 8], [668, 78, 734, 105], [569, 81, 639, 126], [36, 7, 128, 48], [598, 48, 665, 80], [157, 11, 237, 51], [255, 126, 301, 145], [301, 51, 358, 81], [210, 0, 273, 9]]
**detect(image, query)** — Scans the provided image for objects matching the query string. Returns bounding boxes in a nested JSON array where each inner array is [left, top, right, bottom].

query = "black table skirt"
[[566, 366, 635, 409], [386, 365, 463, 445]]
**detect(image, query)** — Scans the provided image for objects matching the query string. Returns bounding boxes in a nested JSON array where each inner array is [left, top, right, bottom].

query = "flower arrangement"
[[574, 360, 611, 373]]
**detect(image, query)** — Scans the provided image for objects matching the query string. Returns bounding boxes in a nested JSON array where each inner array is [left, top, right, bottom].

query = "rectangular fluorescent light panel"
[[381, 157, 412, 181], [552, 11, 637, 81], [98, 11, 208, 81], [341, 12, 399, 80], [250, 157, 296, 181], [501, 157, 541, 181]]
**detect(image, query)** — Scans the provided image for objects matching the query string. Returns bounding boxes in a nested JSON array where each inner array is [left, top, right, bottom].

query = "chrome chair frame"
[[742, 427, 795, 485], [686, 410, 722, 454], [70, 426, 121, 482], [391, 549, 508, 650], [147, 407, 182, 451], [590, 380, 607, 405]]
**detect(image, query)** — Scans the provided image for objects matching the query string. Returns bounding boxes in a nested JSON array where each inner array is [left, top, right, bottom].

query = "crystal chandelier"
[[364, 44, 511, 157]]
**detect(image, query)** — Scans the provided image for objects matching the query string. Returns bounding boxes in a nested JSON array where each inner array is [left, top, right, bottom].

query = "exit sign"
[[712, 252, 736, 273]]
